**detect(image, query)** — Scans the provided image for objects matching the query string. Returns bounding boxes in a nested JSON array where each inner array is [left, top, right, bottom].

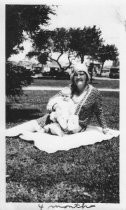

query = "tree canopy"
[[27, 28, 74, 71], [96, 44, 118, 64], [29, 26, 105, 70], [47, 28, 73, 70], [94, 44, 119, 75], [6, 5, 55, 59], [69, 26, 103, 63], [6, 5, 55, 96]]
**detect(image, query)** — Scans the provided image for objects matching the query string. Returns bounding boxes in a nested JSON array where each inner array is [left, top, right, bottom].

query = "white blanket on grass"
[[18, 126, 119, 153]]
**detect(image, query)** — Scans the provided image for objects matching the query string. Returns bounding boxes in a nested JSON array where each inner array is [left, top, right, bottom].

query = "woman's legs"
[[6, 120, 42, 137]]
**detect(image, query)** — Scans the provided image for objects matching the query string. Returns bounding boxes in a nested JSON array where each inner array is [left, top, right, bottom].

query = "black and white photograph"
[[1, 0, 126, 208]]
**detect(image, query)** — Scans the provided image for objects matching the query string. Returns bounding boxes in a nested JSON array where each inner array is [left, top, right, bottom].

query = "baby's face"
[[63, 94, 71, 101]]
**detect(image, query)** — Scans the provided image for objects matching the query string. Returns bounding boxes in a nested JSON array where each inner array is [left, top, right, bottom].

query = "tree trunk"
[[89, 63, 94, 84], [41, 64, 43, 74], [100, 62, 104, 76], [49, 54, 73, 72]]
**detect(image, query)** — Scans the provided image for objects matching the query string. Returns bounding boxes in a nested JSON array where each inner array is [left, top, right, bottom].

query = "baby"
[[42, 88, 81, 136]]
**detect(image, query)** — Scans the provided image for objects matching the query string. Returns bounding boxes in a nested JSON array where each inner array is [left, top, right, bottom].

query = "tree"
[[27, 51, 48, 74], [6, 5, 55, 59], [88, 62, 94, 83], [48, 28, 73, 71], [30, 26, 102, 71], [30, 28, 75, 71], [69, 25, 103, 63], [95, 44, 119, 76], [28, 26, 103, 76], [6, 5, 55, 96], [38, 52, 48, 66]]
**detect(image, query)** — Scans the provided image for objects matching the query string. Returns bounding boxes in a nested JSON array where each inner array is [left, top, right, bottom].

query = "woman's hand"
[[102, 128, 110, 135]]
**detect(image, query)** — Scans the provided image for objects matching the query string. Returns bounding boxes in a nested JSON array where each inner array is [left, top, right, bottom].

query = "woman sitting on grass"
[[6, 63, 110, 137]]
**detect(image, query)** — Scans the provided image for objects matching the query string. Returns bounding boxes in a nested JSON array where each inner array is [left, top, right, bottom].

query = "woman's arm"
[[93, 90, 108, 130]]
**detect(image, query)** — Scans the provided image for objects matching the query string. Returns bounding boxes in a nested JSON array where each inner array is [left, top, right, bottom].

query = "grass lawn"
[[6, 90, 119, 203], [30, 78, 119, 89]]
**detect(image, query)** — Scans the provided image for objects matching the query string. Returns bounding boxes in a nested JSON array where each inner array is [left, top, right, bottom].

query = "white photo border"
[[1, 0, 126, 209]]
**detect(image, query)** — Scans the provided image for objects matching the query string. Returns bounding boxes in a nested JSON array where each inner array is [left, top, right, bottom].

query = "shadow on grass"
[[6, 105, 42, 124], [6, 135, 119, 203]]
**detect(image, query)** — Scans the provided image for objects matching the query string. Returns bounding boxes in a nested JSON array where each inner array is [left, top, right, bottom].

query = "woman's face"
[[73, 71, 87, 92]]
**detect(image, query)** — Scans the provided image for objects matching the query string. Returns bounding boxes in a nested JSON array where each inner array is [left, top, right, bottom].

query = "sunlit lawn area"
[[6, 88, 119, 203], [30, 78, 119, 89]]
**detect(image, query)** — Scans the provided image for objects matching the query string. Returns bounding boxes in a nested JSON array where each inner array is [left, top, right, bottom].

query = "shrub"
[[6, 62, 33, 96]]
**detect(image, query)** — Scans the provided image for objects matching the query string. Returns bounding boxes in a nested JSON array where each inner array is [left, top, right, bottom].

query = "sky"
[[48, 4, 120, 44], [9, 2, 125, 64]]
